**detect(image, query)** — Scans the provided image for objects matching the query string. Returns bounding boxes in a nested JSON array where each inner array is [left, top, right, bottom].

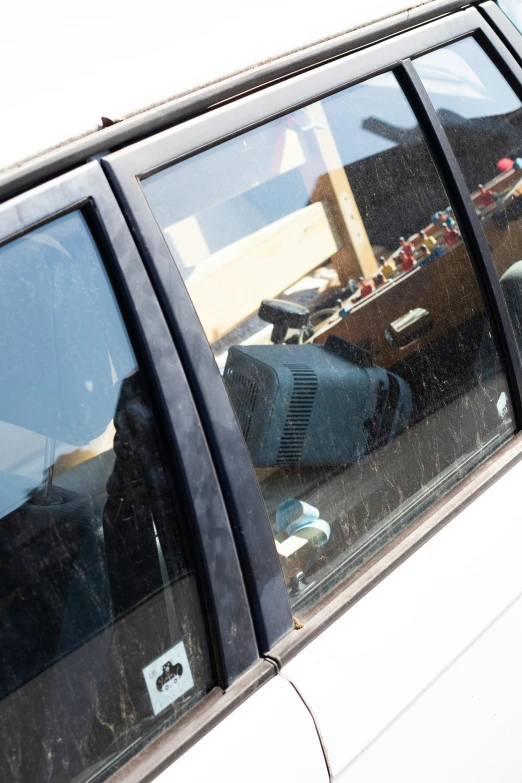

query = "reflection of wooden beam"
[[298, 102, 378, 284], [164, 215, 209, 279], [186, 201, 338, 343]]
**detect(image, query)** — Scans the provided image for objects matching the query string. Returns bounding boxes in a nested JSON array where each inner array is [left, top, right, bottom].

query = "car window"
[[141, 71, 514, 612], [498, 0, 522, 33], [415, 37, 522, 361], [0, 211, 213, 782]]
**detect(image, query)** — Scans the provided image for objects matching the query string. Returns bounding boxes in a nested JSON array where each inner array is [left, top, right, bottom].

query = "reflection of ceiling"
[[416, 39, 521, 117], [363, 109, 522, 156]]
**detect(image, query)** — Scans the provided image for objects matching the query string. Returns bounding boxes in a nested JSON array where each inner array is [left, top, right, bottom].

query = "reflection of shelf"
[[186, 201, 339, 342], [309, 166, 522, 367]]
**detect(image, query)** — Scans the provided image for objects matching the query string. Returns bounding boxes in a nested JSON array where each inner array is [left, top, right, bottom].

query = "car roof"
[[2, 0, 463, 178]]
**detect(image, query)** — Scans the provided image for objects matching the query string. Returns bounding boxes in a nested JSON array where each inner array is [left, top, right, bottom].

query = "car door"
[[101, 4, 522, 781], [0, 162, 328, 783]]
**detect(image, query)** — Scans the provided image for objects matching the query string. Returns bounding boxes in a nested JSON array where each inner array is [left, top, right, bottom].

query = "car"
[[3, 1, 522, 781]]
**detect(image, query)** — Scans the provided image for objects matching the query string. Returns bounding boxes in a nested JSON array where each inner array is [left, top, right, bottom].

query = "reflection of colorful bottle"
[[381, 259, 397, 279], [443, 223, 459, 247], [478, 185, 495, 207], [418, 244, 432, 266], [425, 235, 438, 250], [399, 236, 414, 253], [359, 280, 374, 297], [445, 215, 455, 229], [418, 243, 429, 259], [400, 249, 415, 272]]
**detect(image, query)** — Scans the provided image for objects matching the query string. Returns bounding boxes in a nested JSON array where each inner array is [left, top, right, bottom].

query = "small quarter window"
[[142, 72, 514, 612], [415, 37, 522, 362], [498, 0, 522, 34], [0, 212, 213, 782]]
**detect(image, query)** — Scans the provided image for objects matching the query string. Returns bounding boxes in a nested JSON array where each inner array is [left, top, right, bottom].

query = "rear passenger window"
[[0, 212, 212, 782], [415, 37, 522, 361], [142, 72, 514, 611]]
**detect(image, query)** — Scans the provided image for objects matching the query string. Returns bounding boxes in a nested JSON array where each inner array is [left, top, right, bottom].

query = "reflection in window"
[[0, 213, 212, 782], [498, 0, 522, 34], [415, 37, 522, 357], [143, 72, 514, 612]]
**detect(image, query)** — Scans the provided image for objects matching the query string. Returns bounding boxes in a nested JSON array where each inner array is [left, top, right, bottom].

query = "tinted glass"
[[415, 38, 522, 360], [0, 212, 212, 782], [498, 0, 522, 33], [142, 72, 514, 612]]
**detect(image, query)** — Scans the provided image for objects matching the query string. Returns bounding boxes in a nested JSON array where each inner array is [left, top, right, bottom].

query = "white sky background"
[[1, 0, 428, 170]]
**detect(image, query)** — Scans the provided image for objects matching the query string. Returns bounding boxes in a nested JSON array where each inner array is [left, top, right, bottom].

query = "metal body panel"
[[153, 675, 329, 783], [0, 162, 258, 687], [282, 456, 522, 778], [339, 592, 522, 781]]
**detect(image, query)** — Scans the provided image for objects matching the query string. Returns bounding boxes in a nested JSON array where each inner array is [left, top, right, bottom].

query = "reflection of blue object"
[[275, 499, 331, 543], [515, 158, 522, 170], [225, 342, 412, 467], [431, 246, 445, 259], [0, 212, 136, 446], [446, 216, 455, 228], [289, 517, 331, 543], [276, 499, 319, 533], [339, 304, 353, 318]]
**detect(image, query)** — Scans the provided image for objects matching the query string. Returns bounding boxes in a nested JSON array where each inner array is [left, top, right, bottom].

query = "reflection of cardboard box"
[[275, 527, 319, 585]]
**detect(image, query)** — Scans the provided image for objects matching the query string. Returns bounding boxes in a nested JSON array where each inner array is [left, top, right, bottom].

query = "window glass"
[[498, 0, 522, 34], [415, 38, 522, 359], [142, 73, 514, 612], [0, 212, 212, 782]]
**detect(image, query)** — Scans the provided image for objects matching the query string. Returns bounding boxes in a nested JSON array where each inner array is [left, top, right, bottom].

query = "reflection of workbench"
[[313, 242, 481, 367], [312, 172, 522, 369]]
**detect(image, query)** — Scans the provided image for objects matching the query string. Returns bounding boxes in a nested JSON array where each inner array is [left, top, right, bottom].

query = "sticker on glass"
[[142, 640, 194, 716]]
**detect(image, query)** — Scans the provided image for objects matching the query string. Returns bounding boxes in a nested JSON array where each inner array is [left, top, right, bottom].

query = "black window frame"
[[102, 3, 522, 656], [480, 1, 522, 59], [0, 161, 260, 704]]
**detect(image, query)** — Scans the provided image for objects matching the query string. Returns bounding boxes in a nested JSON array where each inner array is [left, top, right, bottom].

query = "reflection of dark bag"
[[224, 337, 412, 467]]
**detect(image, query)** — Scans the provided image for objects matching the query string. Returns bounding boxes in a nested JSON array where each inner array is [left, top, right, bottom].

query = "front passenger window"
[[142, 72, 514, 612]]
